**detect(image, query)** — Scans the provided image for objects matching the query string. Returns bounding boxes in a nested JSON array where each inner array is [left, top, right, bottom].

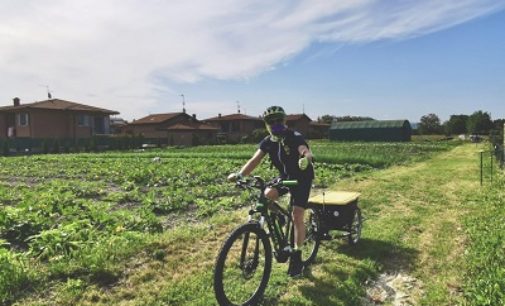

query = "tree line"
[[418, 111, 504, 136]]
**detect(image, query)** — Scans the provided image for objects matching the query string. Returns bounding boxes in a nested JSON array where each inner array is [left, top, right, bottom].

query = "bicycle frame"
[[248, 189, 294, 263]]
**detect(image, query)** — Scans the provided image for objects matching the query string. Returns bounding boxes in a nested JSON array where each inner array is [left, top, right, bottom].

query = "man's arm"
[[240, 149, 266, 176], [228, 149, 266, 181]]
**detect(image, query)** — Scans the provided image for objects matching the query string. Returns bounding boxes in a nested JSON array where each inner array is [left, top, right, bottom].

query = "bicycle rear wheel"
[[214, 223, 272, 306], [348, 208, 362, 245]]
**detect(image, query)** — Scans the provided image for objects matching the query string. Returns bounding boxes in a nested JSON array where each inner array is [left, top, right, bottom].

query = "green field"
[[2, 140, 502, 305]]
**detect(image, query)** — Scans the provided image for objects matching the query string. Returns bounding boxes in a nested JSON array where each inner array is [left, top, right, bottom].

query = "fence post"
[[490, 150, 493, 183], [480, 150, 483, 186]]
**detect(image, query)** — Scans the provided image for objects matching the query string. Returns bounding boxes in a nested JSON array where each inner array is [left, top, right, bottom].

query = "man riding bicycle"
[[228, 106, 314, 277]]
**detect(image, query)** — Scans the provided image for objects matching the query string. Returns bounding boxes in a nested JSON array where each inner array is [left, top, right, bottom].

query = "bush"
[[1, 140, 9, 156], [251, 128, 268, 142]]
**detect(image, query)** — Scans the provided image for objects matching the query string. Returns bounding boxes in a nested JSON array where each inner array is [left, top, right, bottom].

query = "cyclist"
[[228, 106, 314, 277]]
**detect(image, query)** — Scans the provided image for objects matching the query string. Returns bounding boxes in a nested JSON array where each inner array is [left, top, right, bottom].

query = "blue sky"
[[167, 8, 505, 122], [1, 1, 504, 122]]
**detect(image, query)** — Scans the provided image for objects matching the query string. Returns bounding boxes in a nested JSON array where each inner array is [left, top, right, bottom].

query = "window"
[[77, 114, 89, 127], [17, 113, 29, 126], [231, 121, 240, 132]]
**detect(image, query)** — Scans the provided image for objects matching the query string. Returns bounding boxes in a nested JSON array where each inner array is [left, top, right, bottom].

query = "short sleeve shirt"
[[259, 130, 314, 181]]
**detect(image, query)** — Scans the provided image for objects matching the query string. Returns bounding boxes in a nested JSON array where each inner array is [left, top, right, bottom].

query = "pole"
[[480, 151, 483, 186], [490, 150, 493, 183]]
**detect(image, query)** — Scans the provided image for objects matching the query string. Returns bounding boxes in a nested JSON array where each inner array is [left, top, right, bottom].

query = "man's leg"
[[292, 206, 305, 248], [264, 187, 279, 201]]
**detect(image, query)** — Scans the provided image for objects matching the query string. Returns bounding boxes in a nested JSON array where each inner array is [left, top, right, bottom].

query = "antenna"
[[236, 100, 240, 114], [46, 85, 53, 99], [302, 104, 305, 114], [180, 94, 186, 113]]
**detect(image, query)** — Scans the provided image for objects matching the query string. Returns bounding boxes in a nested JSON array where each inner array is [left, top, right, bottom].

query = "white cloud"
[[0, 0, 503, 119]]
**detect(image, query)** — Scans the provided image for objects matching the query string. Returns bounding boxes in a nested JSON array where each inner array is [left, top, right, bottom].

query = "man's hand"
[[227, 172, 243, 182], [298, 156, 311, 170]]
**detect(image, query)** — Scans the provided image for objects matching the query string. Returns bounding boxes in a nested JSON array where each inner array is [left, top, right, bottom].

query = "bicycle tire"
[[214, 223, 272, 306], [348, 208, 362, 245]]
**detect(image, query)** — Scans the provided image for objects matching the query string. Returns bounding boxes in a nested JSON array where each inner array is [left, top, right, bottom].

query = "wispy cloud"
[[0, 0, 503, 118]]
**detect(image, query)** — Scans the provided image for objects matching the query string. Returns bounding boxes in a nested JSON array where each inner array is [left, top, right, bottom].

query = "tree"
[[419, 113, 442, 135], [317, 115, 334, 124], [334, 116, 374, 122], [446, 115, 469, 135], [467, 111, 493, 135], [493, 118, 505, 130], [317, 115, 374, 124]]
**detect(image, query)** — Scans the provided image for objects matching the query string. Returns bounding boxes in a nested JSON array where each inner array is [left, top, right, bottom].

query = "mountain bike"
[[213, 176, 320, 306]]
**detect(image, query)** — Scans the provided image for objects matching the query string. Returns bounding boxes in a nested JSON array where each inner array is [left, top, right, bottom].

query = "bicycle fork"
[[240, 232, 260, 276]]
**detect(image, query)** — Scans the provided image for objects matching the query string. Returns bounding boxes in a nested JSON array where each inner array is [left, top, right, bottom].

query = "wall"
[[287, 119, 310, 136], [30, 110, 73, 138], [0, 114, 6, 139]]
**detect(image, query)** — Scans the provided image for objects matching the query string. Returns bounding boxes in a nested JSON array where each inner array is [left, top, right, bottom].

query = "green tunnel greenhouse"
[[329, 120, 412, 142]]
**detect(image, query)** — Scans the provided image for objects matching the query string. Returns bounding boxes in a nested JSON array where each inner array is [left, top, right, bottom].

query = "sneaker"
[[287, 250, 304, 277]]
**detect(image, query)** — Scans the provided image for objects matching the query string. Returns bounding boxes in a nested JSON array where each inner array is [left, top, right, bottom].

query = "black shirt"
[[259, 129, 314, 181]]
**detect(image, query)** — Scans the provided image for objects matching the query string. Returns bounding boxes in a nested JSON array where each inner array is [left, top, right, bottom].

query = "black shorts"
[[275, 179, 312, 209]]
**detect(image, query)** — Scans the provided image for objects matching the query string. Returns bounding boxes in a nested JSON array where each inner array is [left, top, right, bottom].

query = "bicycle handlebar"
[[235, 176, 298, 190]]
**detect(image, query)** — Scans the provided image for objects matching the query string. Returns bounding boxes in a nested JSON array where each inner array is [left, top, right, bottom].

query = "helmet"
[[263, 106, 286, 122]]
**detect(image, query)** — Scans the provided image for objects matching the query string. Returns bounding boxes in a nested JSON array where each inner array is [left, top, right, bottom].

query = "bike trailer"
[[308, 191, 360, 231]]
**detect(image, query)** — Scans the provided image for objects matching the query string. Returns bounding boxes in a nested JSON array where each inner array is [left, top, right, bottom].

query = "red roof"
[[130, 113, 185, 125], [0, 98, 118, 114], [205, 113, 262, 121], [286, 114, 312, 122]]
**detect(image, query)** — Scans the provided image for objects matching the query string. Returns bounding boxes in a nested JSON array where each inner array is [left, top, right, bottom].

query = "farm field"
[[0, 140, 477, 305]]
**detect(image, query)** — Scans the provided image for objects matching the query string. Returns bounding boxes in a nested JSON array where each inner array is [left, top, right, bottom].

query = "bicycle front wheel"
[[214, 223, 272, 306]]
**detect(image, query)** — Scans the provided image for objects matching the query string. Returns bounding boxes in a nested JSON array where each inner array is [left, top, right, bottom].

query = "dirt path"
[[276, 144, 481, 305]]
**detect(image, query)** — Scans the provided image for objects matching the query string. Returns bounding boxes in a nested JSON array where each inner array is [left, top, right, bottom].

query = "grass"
[[462, 172, 505, 305], [4, 140, 497, 305]]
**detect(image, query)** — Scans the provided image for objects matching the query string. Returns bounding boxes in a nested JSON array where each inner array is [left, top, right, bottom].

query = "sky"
[[1, 0, 504, 123]]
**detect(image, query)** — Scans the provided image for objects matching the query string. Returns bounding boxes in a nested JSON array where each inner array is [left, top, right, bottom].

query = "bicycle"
[[213, 176, 320, 306]]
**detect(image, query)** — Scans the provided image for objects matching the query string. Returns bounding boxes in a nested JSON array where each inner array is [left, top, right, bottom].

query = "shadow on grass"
[[263, 237, 419, 306], [332, 237, 419, 272]]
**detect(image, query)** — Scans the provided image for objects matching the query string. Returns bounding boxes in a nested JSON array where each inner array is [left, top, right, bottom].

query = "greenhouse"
[[329, 120, 412, 142]]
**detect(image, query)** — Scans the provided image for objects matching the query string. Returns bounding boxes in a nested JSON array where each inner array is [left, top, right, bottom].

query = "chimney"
[[192, 114, 197, 120], [218, 113, 222, 118], [13, 97, 20, 107]]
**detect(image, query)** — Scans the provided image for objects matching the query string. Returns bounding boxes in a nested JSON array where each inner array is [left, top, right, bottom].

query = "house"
[[286, 114, 312, 136], [110, 117, 128, 134], [123, 112, 219, 146], [329, 120, 412, 142], [204, 113, 264, 142], [0, 97, 118, 140], [309, 121, 331, 139]]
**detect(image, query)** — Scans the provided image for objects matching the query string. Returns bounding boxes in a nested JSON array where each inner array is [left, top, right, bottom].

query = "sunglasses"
[[266, 117, 284, 125]]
